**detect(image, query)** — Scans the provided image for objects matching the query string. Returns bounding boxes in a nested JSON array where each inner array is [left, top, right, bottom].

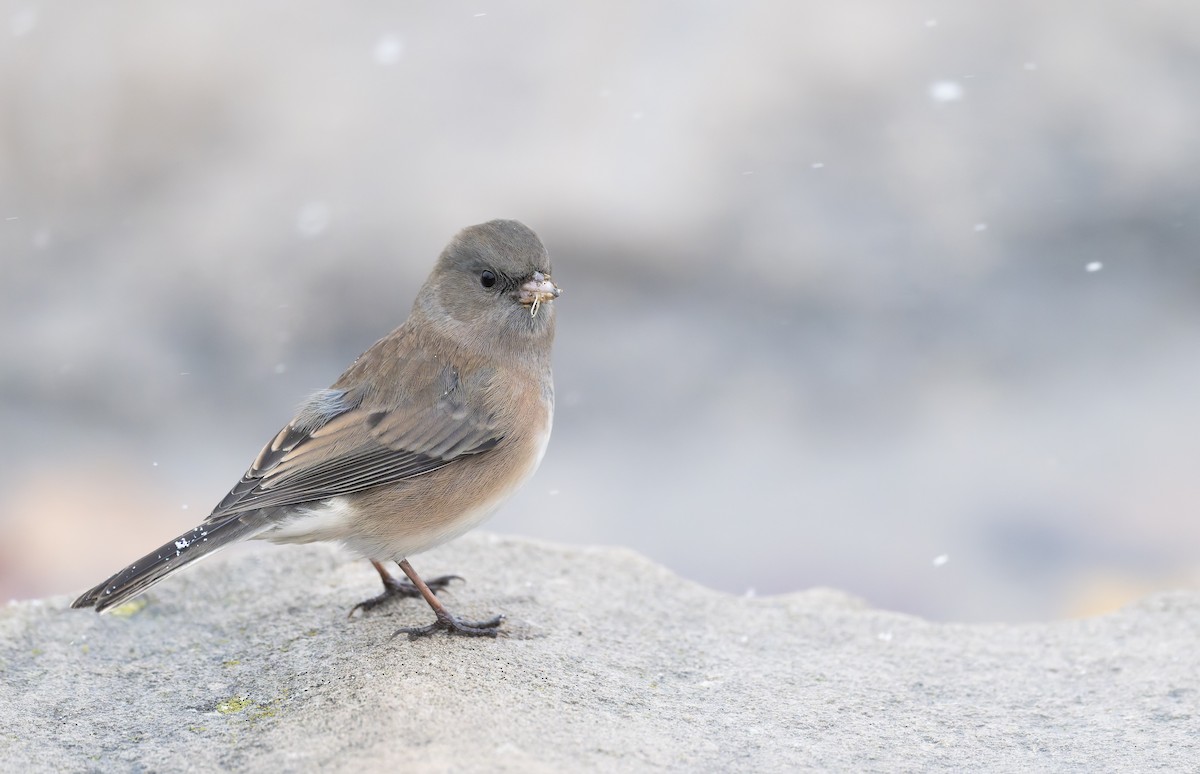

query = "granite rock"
[[1, 533, 1197, 772]]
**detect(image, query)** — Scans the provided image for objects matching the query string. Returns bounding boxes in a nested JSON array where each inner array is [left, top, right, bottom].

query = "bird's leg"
[[348, 559, 461, 617], [391, 559, 504, 638]]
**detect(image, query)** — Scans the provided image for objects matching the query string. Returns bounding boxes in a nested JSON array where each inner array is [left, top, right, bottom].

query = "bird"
[[72, 219, 561, 638]]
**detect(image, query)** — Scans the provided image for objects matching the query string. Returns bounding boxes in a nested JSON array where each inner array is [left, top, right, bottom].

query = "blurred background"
[[2, 1, 1198, 622]]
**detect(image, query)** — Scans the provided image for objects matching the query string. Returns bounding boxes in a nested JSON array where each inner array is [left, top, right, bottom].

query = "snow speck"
[[296, 201, 330, 238], [811, 162, 825, 169], [742, 171, 754, 176], [877, 631, 894, 642], [473, 12, 487, 17], [924, 18, 938, 28], [928, 80, 963, 103], [631, 112, 644, 121], [547, 489, 560, 496], [10, 7, 36, 37], [373, 34, 403, 65], [32, 229, 51, 250], [1024, 62, 1039, 72], [175, 538, 190, 550], [181, 504, 190, 511], [743, 587, 757, 599], [152, 461, 159, 467], [1086, 261, 1103, 273], [932, 554, 949, 567], [973, 222, 988, 232], [274, 362, 288, 375]]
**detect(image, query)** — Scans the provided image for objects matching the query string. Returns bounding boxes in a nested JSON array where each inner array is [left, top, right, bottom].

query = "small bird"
[[72, 219, 561, 637]]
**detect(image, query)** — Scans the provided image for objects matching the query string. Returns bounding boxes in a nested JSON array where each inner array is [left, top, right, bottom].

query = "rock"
[[1, 533, 1197, 771]]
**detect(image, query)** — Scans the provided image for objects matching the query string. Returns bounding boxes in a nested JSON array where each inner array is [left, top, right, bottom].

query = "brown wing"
[[205, 357, 502, 520]]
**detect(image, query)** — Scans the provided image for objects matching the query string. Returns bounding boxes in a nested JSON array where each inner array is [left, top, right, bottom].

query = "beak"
[[518, 271, 561, 317]]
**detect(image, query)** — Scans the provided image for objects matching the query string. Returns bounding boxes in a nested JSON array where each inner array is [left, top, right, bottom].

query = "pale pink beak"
[[518, 272, 561, 317]]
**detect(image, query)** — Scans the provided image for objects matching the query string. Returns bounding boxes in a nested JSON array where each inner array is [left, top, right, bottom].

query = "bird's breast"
[[347, 389, 551, 559]]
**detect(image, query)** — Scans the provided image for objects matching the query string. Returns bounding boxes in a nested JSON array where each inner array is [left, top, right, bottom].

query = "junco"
[[72, 219, 561, 638]]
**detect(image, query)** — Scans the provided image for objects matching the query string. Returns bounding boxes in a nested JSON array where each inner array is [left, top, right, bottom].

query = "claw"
[[348, 570, 462, 617], [392, 611, 505, 640]]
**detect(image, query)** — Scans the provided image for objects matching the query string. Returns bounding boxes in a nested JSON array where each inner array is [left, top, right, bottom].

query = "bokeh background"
[[2, 1, 1198, 622]]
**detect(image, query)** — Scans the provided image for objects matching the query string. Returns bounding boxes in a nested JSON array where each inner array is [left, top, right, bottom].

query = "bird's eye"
[[480, 270, 496, 288]]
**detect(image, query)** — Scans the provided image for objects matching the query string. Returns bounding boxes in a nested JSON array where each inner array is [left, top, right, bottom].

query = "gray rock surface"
[[1, 533, 1197, 772]]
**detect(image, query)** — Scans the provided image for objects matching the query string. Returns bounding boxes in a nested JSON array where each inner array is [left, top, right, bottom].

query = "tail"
[[72, 515, 268, 613]]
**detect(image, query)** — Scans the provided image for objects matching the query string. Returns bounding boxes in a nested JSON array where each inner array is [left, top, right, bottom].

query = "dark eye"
[[480, 270, 496, 288]]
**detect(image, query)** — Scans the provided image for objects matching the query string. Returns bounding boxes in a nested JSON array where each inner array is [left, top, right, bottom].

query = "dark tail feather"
[[72, 515, 267, 613]]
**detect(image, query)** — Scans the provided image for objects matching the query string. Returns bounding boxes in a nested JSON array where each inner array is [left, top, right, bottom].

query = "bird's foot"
[[349, 573, 462, 617], [392, 609, 505, 639]]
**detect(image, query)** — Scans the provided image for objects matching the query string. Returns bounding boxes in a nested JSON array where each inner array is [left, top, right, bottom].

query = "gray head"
[[414, 220, 561, 356]]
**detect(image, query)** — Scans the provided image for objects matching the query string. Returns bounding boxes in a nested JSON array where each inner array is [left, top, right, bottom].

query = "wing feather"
[[204, 359, 502, 520]]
